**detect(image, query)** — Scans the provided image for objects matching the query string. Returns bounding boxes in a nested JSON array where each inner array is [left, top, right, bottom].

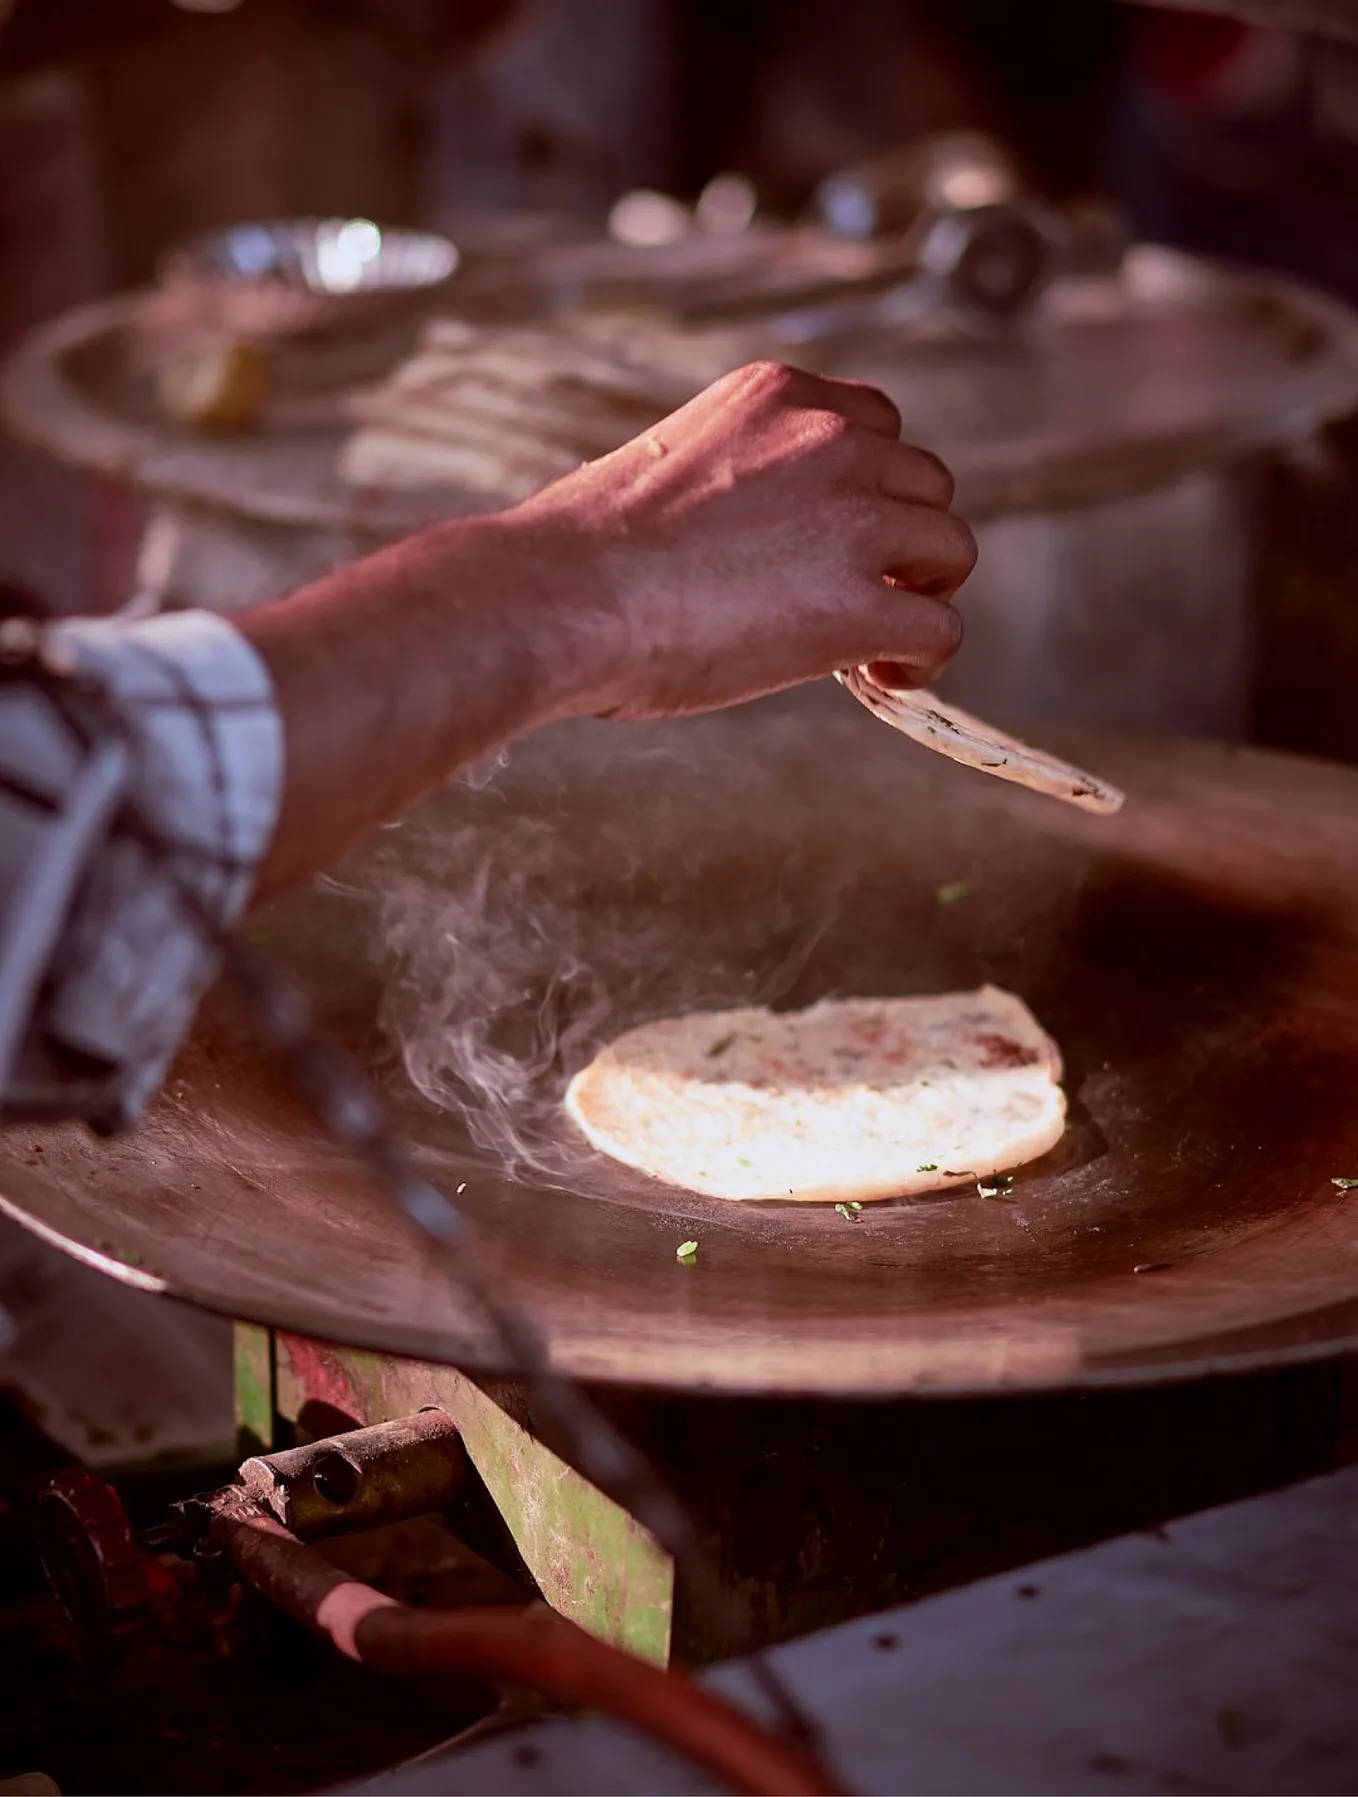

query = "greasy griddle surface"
[[6, 685, 1358, 1395]]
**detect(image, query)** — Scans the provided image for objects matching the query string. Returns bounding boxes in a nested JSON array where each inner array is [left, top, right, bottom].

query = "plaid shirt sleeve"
[[0, 610, 282, 1130]]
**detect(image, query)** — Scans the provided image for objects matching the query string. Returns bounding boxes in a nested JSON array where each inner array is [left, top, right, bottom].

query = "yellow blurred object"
[[156, 338, 267, 431]]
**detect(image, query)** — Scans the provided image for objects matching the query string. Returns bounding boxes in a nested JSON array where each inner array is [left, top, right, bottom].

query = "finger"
[[874, 502, 978, 600], [846, 583, 965, 687], [804, 371, 901, 438], [870, 437, 956, 510], [722, 360, 903, 440], [758, 361, 898, 438]]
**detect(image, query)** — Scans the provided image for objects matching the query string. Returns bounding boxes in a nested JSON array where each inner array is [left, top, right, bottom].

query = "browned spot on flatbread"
[[977, 1033, 1042, 1069]]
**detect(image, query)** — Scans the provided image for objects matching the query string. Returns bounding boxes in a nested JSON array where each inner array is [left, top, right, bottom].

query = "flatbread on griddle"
[[836, 667, 1124, 816], [565, 986, 1066, 1205]]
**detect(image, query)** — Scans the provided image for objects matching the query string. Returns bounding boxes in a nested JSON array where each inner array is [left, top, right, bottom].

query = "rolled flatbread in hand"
[[836, 666, 1124, 816]]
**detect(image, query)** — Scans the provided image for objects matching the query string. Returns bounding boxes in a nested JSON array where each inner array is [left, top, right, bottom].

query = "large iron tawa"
[[4, 687, 1358, 1396]]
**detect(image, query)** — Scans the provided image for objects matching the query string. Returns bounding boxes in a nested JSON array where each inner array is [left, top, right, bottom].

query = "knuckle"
[[862, 381, 903, 435], [740, 358, 804, 400], [806, 408, 856, 456], [901, 443, 956, 505], [831, 485, 883, 548], [823, 371, 897, 418]]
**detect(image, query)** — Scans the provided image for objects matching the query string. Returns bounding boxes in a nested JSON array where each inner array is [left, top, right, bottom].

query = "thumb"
[[844, 580, 964, 690]]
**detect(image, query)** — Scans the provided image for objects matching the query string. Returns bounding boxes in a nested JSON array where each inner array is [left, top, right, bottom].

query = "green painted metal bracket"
[[270, 1332, 674, 1668], [233, 1320, 275, 1458]]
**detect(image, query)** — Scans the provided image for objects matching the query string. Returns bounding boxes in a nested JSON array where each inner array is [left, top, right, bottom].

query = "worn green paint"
[[233, 1321, 275, 1457], [270, 1335, 674, 1667]]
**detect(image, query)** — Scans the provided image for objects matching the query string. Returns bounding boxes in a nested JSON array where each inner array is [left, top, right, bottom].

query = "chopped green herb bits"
[[676, 1239, 698, 1262]]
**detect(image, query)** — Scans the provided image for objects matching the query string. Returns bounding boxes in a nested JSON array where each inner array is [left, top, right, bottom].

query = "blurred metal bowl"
[[159, 218, 460, 338]]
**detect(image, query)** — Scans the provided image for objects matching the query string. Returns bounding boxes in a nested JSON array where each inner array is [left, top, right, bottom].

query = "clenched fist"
[[519, 360, 977, 719]]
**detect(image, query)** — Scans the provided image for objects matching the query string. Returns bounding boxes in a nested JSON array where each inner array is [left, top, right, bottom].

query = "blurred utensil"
[[159, 218, 459, 339], [680, 199, 1063, 335], [814, 132, 1019, 241], [759, 133, 1128, 338]]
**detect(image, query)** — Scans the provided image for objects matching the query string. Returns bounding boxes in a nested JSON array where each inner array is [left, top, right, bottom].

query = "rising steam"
[[331, 702, 862, 1190], [330, 689, 1076, 1195]]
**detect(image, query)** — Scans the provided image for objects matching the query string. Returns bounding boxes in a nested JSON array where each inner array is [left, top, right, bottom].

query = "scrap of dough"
[[565, 986, 1066, 1204], [837, 667, 1124, 816]]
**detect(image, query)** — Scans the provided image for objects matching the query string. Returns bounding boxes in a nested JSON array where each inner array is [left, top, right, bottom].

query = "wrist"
[[444, 502, 626, 724]]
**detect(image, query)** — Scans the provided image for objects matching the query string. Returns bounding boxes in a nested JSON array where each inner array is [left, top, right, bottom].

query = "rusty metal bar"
[[237, 1408, 467, 1541]]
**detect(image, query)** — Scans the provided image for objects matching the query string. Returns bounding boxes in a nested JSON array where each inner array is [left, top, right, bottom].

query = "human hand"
[[242, 360, 973, 892], [516, 360, 976, 721]]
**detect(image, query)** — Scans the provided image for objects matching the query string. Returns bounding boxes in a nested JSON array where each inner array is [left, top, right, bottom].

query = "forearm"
[[0, 360, 973, 1132], [239, 509, 610, 900], [239, 358, 975, 899]]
